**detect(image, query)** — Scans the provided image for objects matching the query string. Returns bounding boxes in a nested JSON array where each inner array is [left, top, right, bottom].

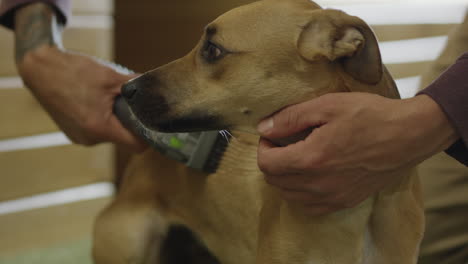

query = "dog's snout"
[[118, 72, 175, 130], [121, 81, 138, 100]]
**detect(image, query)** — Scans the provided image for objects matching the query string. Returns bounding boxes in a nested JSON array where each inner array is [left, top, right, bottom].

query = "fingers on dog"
[[257, 97, 331, 139], [258, 137, 330, 176], [257, 138, 314, 176]]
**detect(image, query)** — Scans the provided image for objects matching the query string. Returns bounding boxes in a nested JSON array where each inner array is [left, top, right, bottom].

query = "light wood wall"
[[374, 24, 454, 78], [0, 0, 114, 259]]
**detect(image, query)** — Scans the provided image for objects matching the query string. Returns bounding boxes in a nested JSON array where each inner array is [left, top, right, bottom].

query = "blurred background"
[[0, 0, 466, 263]]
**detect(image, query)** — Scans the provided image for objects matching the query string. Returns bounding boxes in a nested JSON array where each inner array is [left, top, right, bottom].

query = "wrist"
[[14, 2, 63, 63], [404, 95, 459, 154], [17, 45, 66, 95], [18, 44, 62, 69]]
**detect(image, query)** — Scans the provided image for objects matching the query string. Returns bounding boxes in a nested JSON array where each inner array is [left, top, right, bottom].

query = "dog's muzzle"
[[121, 79, 138, 101], [121, 74, 172, 130]]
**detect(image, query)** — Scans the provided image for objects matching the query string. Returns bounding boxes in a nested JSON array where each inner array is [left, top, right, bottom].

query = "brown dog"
[[93, 0, 424, 263]]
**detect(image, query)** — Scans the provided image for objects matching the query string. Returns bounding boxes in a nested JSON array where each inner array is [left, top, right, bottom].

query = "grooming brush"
[[113, 95, 230, 173]]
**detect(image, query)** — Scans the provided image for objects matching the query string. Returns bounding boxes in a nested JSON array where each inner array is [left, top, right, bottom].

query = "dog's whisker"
[[225, 130, 238, 142], [224, 130, 234, 138], [222, 131, 230, 142], [229, 130, 241, 142], [218, 130, 232, 142]]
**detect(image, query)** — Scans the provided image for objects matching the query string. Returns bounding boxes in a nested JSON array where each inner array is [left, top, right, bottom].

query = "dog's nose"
[[121, 81, 138, 100]]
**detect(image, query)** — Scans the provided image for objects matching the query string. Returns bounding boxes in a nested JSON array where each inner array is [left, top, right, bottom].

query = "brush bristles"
[[203, 131, 231, 173]]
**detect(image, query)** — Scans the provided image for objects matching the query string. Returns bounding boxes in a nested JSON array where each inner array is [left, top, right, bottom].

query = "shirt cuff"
[[418, 53, 468, 166], [0, 0, 71, 29]]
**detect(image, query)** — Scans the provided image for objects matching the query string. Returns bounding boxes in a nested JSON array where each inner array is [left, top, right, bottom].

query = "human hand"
[[12, 2, 145, 151], [17, 45, 146, 151], [257, 93, 458, 215]]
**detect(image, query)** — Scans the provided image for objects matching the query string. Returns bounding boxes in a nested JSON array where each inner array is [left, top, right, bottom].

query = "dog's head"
[[122, 0, 387, 134]]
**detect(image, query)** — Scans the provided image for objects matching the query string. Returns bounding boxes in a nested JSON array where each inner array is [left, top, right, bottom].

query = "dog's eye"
[[202, 41, 225, 63]]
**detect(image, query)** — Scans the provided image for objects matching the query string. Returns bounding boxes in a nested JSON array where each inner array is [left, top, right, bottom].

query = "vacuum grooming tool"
[[113, 95, 229, 173]]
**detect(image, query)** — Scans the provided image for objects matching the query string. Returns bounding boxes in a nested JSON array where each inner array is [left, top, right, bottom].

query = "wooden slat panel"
[[0, 198, 110, 256], [380, 36, 447, 64], [0, 144, 113, 201], [0, 27, 15, 76], [395, 76, 421, 99], [373, 24, 455, 42], [63, 27, 113, 60], [0, 26, 112, 77], [0, 88, 58, 139], [330, 3, 466, 25], [71, 0, 113, 15], [386, 61, 431, 79]]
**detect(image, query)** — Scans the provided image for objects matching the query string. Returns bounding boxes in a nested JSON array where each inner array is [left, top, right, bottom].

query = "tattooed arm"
[[12, 2, 145, 151], [14, 2, 63, 62]]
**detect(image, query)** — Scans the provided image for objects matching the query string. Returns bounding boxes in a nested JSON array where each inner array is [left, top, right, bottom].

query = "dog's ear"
[[297, 9, 382, 84]]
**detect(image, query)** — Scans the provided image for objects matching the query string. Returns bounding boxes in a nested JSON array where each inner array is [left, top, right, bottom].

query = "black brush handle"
[[113, 95, 142, 137]]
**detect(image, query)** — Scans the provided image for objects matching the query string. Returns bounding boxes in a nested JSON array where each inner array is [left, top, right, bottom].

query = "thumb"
[[257, 97, 331, 140]]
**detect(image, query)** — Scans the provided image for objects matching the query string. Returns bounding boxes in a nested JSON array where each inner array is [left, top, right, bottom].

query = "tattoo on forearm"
[[14, 3, 63, 62]]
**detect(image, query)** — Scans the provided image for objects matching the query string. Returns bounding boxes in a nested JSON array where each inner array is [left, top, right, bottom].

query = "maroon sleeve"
[[0, 0, 71, 29], [419, 52, 468, 166]]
